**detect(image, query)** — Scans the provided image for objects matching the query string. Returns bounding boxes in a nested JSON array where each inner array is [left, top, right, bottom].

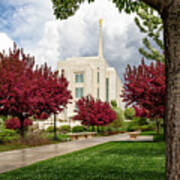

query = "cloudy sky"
[[0, 0, 145, 80]]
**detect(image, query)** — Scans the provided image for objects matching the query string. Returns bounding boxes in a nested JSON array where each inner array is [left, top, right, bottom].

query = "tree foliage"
[[0, 43, 72, 136], [51, 0, 145, 20], [111, 100, 118, 108], [73, 95, 116, 126], [135, 4, 164, 62], [122, 59, 165, 120], [124, 107, 135, 120], [5, 118, 32, 130]]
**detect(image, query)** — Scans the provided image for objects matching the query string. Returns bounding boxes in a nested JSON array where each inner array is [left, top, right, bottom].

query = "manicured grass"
[[140, 129, 164, 136], [0, 142, 165, 180], [140, 130, 164, 142], [140, 130, 158, 136]]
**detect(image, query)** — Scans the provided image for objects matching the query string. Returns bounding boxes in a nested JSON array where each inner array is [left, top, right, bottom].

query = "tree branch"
[[141, 0, 164, 12], [142, 0, 175, 13]]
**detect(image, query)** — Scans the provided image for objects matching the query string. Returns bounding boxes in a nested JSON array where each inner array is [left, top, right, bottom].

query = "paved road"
[[0, 134, 153, 173]]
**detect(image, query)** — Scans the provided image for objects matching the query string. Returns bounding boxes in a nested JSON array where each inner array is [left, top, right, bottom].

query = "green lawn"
[[140, 130, 158, 136], [0, 142, 165, 180]]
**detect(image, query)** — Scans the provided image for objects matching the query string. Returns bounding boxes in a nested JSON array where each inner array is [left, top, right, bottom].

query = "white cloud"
[[0, 33, 14, 52], [1, 0, 144, 77], [31, 20, 61, 68]]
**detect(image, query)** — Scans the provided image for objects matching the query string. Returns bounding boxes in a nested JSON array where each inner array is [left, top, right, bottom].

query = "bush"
[[46, 126, 54, 133], [127, 124, 140, 132], [0, 128, 19, 143], [88, 126, 98, 132], [59, 125, 71, 133], [104, 107, 124, 133], [154, 134, 164, 142], [132, 117, 148, 126], [46, 133, 70, 142], [72, 126, 85, 133], [126, 117, 149, 132], [19, 131, 51, 146], [140, 124, 155, 131], [124, 108, 135, 120], [111, 100, 117, 107], [111, 107, 124, 127]]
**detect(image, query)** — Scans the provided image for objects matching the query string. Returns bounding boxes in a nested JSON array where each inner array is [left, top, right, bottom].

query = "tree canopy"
[[51, 0, 146, 20], [123, 58, 165, 120], [74, 95, 116, 126], [0, 43, 72, 136]]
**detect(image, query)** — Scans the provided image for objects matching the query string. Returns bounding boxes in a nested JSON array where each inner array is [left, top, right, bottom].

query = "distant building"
[[57, 19, 124, 121]]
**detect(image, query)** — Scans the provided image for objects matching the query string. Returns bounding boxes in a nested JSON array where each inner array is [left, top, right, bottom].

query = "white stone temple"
[[57, 19, 125, 121], [37, 19, 124, 129]]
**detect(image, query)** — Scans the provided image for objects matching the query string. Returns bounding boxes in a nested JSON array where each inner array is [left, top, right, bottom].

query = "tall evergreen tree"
[[135, 4, 164, 62]]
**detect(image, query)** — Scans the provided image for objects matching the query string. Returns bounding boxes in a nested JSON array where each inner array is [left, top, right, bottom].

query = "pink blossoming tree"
[[0, 43, 72, 137], [122, 59, 165, 134], [73, 95, 116, 130]]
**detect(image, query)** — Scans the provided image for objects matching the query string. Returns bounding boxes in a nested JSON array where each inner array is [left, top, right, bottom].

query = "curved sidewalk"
[[0, 134, 153, 174]]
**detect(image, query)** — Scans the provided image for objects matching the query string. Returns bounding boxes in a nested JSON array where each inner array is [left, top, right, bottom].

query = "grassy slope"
[[0, 142, 165, 180]]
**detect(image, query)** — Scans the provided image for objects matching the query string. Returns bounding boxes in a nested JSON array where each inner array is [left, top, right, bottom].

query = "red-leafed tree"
[[73, 95, 116, 129], [5, 117, 32, 130], [0, 43, 72, 137], [122, 59, 165, 134]]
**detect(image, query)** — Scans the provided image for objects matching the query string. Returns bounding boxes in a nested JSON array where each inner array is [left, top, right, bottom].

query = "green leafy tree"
[[111, 107, 124, 127], [135, 4, 164, 62], [111, 100, 118, 108], [51, 0, 180, 179], [124, 108, 135, 120]]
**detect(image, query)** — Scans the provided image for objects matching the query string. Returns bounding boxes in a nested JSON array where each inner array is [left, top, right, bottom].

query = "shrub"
[[88, 126, 98, 132], [108, 107, 124, 129], [19, 131, 51, 146], [154, 134, 164, 142], [124, 108, 135, 120], [106, 127, 117, 132], [0, 128, 19, 143], [140, 124, 155, 131], [46, 126, 54, 133], [72, 126, 85, 133], [127, 124, 140, 132], [132, 117, 148, 126], [59, 125, 71, 133], [127, 116, 149, 132], [0, 115, 7, 122], [46, 133, 70, 142], [111, 100, 117, 107]]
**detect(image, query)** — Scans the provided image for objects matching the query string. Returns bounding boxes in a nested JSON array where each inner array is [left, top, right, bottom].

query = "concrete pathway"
[[0, 134, 153, 174]]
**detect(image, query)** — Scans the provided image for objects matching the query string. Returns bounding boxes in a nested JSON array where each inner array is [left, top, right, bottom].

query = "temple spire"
[[98, 18, 103, 58]]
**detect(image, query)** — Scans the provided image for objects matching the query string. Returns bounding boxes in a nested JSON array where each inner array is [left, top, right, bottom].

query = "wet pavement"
[[0, 134, 153, 173]]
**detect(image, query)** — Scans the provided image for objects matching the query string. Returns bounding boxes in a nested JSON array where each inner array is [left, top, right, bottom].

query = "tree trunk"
[[19, 117, 25, 138], [155, 119, 160, 135], [162, 1, 180, 179], [97, 126, 100, 133], [53, 114, 58, 140]]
